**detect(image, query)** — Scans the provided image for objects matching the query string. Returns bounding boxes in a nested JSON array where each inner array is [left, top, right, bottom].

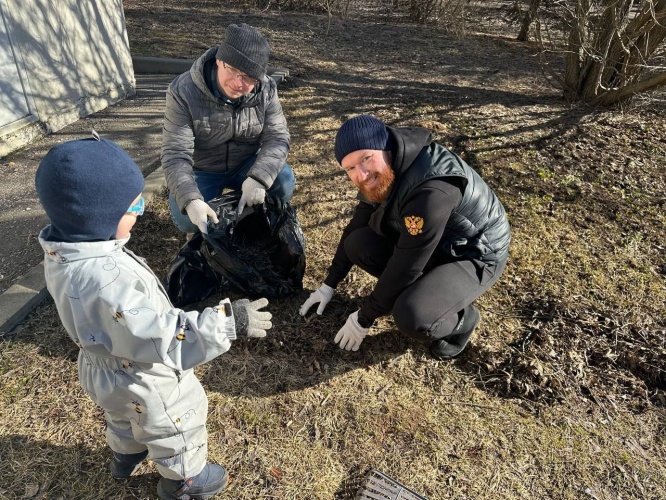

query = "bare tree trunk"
[[517, 0, 541, 42], [563, 1, 589, 102], [578, 0, 632, 101], [590, 0, 666, 101], [556, 0, 666, 104], [325, 0, 333, 35], [599, 70, 666, 105]]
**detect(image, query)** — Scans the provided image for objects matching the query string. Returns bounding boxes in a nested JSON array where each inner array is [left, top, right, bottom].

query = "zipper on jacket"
[[225, 107, 238, 167], [124, 247, 176, 307]]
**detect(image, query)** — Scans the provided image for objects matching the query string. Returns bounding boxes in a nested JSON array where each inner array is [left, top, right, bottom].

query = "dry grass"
[[1, 1, 665, 498]]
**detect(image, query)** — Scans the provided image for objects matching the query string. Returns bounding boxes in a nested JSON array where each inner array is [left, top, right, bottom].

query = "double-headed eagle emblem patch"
[[404, 216, 424, 236]]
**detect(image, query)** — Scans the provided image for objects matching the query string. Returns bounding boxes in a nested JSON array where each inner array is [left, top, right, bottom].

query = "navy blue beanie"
[[334, 115, 394, 164], [35, 138, 145, 242]]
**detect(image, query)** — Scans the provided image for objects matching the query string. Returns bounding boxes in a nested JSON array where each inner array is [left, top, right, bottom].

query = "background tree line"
[[225, 0, 666, 106]]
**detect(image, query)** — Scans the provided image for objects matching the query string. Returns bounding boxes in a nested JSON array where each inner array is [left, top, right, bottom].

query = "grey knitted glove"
[[231, 298, 272, 338]]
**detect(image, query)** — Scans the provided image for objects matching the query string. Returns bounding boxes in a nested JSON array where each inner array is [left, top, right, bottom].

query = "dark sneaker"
[[109, 450, 149, 479], [430, 304, 480, 360], [157, 463, 228, 500]]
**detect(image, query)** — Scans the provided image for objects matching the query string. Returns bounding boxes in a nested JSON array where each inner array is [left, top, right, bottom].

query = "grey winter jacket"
[[162, 47, 291, 212]]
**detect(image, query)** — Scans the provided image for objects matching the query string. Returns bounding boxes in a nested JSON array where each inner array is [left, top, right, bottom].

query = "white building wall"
[[0, 0, 135, 156]]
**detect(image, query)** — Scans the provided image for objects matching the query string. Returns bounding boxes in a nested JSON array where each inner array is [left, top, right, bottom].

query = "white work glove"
[[334, 310, 369, 351], [231, 298, 272, 338], [299, 283, 334, 316], [185, 199, 219, 234], [238, 177, 266, 215]]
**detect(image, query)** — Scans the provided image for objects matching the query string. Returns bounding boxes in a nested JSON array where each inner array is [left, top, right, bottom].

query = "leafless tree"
[[534, 0, 666, 105], [517, 0, 542, 41], [407, 0, 469, 30]]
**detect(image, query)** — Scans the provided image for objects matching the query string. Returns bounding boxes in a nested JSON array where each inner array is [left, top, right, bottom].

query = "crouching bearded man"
[[300, 115, 510, 360]]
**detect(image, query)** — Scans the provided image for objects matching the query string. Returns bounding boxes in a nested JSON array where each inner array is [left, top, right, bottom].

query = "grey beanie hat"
[[334, 115, 394, 164], [216, 23, 270, 81]]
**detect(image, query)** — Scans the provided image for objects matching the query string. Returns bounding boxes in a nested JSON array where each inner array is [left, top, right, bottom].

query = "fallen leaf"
[[25, 484, 39, 497], [269, 467, 283, 479]]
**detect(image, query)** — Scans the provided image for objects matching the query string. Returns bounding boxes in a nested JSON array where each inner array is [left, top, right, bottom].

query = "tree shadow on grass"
[[0, 435, 158, 499], [198, 291, 419, 397]]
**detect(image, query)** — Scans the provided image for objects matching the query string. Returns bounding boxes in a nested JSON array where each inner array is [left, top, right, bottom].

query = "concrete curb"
[[132, 57, 289, 83], [0, 263, 48, 336], [132, 56, 192, 75], [0, 167, 167, 336]]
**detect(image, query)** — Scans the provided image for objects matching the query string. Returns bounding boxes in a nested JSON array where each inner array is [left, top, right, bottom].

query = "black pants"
[[345, 227, 507, 342]]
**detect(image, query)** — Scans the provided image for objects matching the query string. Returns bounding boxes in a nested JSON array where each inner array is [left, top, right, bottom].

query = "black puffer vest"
[[368, 127, 510, 265]]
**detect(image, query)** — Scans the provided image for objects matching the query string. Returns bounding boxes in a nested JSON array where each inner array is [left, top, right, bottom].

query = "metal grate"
[[356, 469, 427, 500]]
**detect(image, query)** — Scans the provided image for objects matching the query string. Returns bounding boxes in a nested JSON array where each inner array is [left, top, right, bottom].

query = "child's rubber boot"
[[430, 304, 480, 360], [109, 450, 149, 479], [157, 463, 228, 500]]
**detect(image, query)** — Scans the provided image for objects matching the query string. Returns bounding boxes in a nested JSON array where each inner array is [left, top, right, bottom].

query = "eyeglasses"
[[222, 62, 259, 86], [127, 196, 145, 216]]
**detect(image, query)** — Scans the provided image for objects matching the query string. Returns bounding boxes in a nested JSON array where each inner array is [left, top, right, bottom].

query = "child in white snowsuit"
[[35, 136, 271, 500]]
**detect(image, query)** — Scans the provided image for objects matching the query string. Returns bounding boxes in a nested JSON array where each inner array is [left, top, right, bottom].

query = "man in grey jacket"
[[162, 23, 294, 234]]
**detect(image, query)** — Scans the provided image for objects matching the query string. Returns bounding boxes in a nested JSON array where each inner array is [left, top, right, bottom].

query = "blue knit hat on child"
[[334, 114, 394, 164], [35, 137, 145, 242]]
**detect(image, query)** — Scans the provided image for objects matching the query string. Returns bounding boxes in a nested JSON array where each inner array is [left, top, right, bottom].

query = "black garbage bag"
[[165, 232, 224, 307], [165, 192, 306, 306], [202, 192, 306, 299]]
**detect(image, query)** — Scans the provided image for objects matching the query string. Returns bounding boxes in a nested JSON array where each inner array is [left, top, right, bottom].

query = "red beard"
[[359, 167, 395, 203]]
